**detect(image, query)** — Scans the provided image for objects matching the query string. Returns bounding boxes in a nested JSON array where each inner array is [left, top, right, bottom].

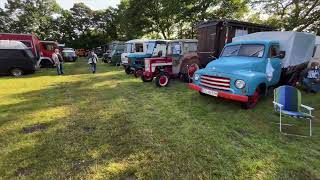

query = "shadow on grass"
[[1, 62, 320, 179]]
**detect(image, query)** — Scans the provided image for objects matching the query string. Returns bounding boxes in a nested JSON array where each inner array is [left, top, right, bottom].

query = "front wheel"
[[125, 66, 131, 75], [141, 75, 153, 82], [242, 88, 261, 109], [134, 69, 143, 78], [155, 73, 170, 87], [10, 68, 23, 77]]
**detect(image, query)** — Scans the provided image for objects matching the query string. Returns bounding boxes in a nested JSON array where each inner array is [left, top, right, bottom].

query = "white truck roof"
[[0, 40, 28, 49], [233, 31, 316, 68], [316, 36, 320, 45]]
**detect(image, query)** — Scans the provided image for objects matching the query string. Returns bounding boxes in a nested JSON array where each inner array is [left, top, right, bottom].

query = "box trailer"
[[196, 19, 274, 66]]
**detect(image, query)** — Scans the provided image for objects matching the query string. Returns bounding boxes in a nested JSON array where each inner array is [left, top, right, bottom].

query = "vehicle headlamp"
[[235, 80, 246, 89], [194, 74, 200, 81]]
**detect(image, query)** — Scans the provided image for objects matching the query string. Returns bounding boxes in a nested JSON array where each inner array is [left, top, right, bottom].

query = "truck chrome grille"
[[200, 75, 231, 91]]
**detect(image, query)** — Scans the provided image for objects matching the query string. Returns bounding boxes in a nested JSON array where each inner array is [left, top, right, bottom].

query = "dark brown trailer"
[[196, 19, 274, 66]]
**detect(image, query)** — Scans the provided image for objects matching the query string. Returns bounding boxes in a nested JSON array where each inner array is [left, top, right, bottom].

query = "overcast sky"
[[0, 0, 121, 10]]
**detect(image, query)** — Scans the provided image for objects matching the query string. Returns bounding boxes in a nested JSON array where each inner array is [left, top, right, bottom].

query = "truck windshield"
[[221, 44, 265, 58], [125, 43, 133, 53], [146, 42, 156, 54], [171, 42, 181, 55]]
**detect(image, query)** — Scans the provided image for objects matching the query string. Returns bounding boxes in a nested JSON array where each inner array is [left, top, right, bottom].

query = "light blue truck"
[[189, 32, 315, 109]]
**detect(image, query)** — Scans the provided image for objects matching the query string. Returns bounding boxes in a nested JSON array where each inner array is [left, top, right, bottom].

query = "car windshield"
[[146, 42, 156, 54], [221, 44, 265, 58], [63, 51, 75, 56]]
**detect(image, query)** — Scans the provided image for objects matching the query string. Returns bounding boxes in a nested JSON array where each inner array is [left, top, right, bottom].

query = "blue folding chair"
[[273, 85, 314, 137]]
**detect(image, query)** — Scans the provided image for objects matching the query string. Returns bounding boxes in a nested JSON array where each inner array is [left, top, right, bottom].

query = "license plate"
[[130, 67, 135, 70], [201, 88, 218, 97]]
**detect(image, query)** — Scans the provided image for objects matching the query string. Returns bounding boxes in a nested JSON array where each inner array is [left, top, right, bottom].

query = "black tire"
[[125, 66, 131, 75], [10, 68, 23, 77], [155, 73, 170, 87], [141, 75, 153, 82], [199, 92, 207, 96], [40, 60, 54, 68], [134, 69, 143, 78], [242, 87, 261, 109]]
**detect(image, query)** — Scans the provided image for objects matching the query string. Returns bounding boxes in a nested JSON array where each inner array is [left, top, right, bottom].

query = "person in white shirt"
[[88, 50, 98, 74], [52, 49, 64, 75]]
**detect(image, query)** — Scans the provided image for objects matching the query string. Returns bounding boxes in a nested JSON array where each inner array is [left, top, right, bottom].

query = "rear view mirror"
[[279, 51, 285, 59], [158, 50, 163, 57], [273, 51, 285, 59]]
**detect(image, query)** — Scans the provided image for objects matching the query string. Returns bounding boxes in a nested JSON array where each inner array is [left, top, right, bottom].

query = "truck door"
[[268, 44, 282, 85]]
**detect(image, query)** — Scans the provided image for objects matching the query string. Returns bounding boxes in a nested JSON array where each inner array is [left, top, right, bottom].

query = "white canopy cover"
[[233, 31, 316, 68], [0, 40, 27, 49]]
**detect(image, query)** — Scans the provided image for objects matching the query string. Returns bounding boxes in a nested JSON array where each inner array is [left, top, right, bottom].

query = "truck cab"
[[189, 32, 315, 109], [121, 39, 148, 74], [127, 40, 167, 77]]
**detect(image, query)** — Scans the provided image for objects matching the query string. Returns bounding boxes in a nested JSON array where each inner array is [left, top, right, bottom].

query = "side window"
[[269, 45, 280, 58], [0, 50, 25, 59], [135, 43, 143, 52]]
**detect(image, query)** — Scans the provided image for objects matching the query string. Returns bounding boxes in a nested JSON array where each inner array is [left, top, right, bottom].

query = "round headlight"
[[194, 74, 200, 81], [235, 80, 246, 89]]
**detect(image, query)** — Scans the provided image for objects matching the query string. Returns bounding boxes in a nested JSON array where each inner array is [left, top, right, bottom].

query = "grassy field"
[[0, 58, 319, 179]]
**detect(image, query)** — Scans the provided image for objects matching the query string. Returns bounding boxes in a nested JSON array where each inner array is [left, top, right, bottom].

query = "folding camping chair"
[[273, 85, 314, 137]]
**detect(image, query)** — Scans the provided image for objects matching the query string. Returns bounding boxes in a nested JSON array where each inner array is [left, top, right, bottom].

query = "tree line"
[[0, 0, 319, 49]]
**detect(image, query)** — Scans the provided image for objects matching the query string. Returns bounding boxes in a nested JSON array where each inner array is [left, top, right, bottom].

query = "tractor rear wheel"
[[155, 73, 170, 87]]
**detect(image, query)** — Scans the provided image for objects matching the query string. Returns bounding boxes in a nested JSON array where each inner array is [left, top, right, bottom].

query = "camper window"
[[135, 43, 143, 52]]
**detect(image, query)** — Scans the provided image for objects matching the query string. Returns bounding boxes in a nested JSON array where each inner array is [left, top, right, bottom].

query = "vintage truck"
[[189, 32, 315, 109], [121, 39, 148, 74], [109, 43, 126, 65], [142, 39, 200, 87], [127, 40, 167, 77]]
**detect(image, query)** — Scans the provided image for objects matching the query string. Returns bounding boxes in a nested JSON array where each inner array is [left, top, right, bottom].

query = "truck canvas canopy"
[[233, 31, 316, 68]]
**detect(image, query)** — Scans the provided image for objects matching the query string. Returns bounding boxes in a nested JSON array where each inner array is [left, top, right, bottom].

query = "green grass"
[[0, 58, 319, 179]]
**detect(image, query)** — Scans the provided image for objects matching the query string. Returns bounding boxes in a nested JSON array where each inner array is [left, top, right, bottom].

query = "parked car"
[[142, 39, 200, 86], [0, 33, 41, 60], [0, 40, 37, 76], [109, 43, 126, 65], [196, 19, 274, 66], [189, 31, 315, 109], [62, 48, 77, 62], [127, 40, 168, 77]]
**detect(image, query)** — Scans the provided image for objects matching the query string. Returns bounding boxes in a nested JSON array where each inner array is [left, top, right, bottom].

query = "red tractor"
[[141, 39, 201, 87]]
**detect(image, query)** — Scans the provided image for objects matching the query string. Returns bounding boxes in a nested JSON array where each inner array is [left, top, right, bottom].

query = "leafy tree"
[[2, 0, 61, 37], [251, 0, 320, 34]]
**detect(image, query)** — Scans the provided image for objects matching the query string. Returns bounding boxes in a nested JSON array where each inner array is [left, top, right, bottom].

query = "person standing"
[[88, 50, 98, 74], [52, 49, 64, 75]]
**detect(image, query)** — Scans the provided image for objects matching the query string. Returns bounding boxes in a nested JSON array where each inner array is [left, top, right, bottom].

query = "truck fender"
[[247, 74, 268, 96]]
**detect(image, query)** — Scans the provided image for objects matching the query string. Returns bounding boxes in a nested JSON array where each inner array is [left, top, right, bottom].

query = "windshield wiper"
[[249, 49, 263, 57]]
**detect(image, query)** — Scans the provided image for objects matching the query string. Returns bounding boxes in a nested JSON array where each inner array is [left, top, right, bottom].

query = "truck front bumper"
[[188, 83, 249, 103]]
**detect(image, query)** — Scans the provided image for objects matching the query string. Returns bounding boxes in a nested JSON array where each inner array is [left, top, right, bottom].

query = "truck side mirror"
[[272, 51, 285, 59], [279, 51, 285, 59]]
